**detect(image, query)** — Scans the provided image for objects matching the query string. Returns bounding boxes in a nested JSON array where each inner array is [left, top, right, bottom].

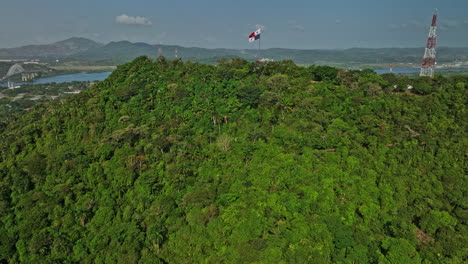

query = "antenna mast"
[[157, 44, 162, 58], [420, 10, 438, 78]]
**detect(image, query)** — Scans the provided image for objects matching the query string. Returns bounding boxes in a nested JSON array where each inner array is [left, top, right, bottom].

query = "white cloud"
[[115, 14, 152, 25]]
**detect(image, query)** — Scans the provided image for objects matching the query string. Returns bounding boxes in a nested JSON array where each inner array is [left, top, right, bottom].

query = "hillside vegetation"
[[0, 57, 466, 263]]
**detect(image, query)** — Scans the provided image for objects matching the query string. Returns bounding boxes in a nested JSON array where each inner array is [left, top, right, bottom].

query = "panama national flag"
[[248, 29, 261, 42]]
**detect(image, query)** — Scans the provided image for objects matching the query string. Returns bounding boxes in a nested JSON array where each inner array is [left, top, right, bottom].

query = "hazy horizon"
[[1, 0, 467, 49], [5, 36, 468, 51]]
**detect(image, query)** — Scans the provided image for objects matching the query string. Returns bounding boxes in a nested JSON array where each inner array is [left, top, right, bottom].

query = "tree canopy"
[[0, 56, 466, 263]]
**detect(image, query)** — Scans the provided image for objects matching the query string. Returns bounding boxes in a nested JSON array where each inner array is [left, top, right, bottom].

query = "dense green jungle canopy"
[[0, 56, 466, 263]]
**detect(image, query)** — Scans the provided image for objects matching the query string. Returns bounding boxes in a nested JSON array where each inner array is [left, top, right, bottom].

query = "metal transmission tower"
[[157, 44, 162, 57], [420, 10, 438, 78]]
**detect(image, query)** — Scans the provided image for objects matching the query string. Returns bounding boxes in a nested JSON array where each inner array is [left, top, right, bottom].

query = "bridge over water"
[[1, 63, 39, 87]]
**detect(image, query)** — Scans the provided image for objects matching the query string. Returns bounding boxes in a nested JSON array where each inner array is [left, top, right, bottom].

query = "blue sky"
[[0, 0, 467, 49]]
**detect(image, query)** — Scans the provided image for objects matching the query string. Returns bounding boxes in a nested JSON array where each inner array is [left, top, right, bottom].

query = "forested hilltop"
[[0, 56, 466, 263]]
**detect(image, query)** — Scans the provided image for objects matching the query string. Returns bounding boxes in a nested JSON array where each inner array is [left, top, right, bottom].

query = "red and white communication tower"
[[420, 10, 438, 78]]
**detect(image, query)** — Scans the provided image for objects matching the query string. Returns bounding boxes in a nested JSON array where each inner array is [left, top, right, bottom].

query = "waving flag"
[[248, 29, 261, 42]]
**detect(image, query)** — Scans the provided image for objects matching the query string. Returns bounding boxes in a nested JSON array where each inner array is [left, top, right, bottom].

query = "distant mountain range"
[[0, 38, 102, 59], [1, 37, 467, 66]]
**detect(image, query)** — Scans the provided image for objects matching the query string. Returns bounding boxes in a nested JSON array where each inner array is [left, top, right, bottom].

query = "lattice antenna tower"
[[420, 10, 438, 78], [157, 44, 162, 57]]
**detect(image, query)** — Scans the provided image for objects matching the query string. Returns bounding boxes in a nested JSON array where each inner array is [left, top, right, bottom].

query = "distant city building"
[[64, 90, 81, 94], [258, 58, 274, 63]]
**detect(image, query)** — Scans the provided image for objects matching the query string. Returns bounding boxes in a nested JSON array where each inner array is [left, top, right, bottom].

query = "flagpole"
[[258, 35, 260, 59]]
